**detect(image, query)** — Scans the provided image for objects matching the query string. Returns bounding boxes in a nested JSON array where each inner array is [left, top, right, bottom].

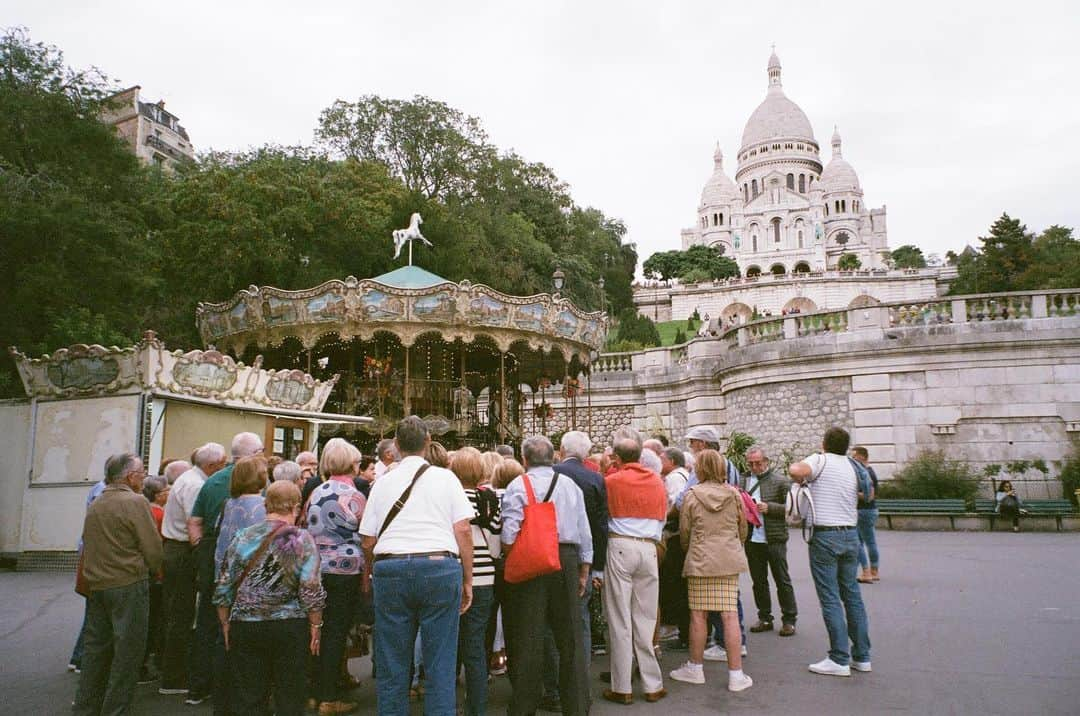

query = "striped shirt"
[[465, 487, 501, 587], [802, 453, 858, 527]]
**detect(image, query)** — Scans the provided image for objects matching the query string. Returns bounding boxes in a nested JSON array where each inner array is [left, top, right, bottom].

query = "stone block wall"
[[529, 405, 635, 450], [724, 376, 852, 461]]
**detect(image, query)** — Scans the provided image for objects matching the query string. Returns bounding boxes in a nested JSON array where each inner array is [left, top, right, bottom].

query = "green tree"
[[1018, 225, 1080, 290], [949, 213, 1035, 294], [837, 253, 861, 270], [614, 309, 660, 348], [890, 244, 927, 269], [642, 250, 683, 281], [642, 245, 739, 281], [673, 328, 687, 345]]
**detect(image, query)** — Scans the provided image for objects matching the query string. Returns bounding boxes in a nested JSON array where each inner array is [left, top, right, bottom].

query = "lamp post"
[[552, 268, 565, 296], [598, 275, 606, 315]]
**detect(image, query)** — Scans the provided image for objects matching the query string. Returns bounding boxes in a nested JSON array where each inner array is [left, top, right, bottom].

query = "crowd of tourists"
[[69, 417, 879, 715]]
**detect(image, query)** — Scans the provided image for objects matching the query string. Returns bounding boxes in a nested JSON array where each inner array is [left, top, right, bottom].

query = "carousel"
[[195, 214, 608, 449]]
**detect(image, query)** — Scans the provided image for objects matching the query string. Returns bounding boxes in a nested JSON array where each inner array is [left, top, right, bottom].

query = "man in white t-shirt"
[[789, 427, 871, 678], [372, 438, 398, 479], [359, 416, 474, 715], [158, 442, 226, 695]]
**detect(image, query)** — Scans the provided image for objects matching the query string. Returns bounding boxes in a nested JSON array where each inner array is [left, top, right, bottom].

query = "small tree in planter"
[[1059, 440, 1080, 508]]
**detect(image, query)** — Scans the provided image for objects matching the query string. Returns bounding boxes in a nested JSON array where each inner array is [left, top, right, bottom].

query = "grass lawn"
[[657, 319, 700, 346]]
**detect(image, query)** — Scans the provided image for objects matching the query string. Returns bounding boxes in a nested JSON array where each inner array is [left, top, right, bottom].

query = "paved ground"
[[2, 531, 1079, 715]]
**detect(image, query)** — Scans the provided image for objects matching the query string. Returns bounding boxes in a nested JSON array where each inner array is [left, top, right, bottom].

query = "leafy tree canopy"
[[837, 252, 862, 270], [947, 213, 1079, 294], [643, 244, 740, 281], [890, 244, 927, 269]]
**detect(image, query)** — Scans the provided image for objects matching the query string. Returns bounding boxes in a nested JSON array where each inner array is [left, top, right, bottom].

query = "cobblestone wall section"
[[724, 376, 852, 459], [529, 405, 635, 449]]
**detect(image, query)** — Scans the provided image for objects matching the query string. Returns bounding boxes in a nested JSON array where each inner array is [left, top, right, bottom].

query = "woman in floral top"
[[305, 438, 367, 713], [214, 480, 325, 716]]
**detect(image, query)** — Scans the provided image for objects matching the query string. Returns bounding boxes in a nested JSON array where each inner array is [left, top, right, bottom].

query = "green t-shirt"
[[190, 463, 234, 535]]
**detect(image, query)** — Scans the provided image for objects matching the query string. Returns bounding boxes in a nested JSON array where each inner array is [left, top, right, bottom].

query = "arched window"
[[713, 213, 718, 226], [824, 204, 829, 216], [752, 234, 758, 252], [798, 231, 804, 248], [752, 179, 758, 196], [841, 199, 847, 212], [743, 184, 748, 201], [746, 265, 762, 277], [794, 261, 811, 273], [799, 174, 806, 193], [786, 173, 795, 190], [835, 200, 841, 213], [770, 263, 786, 276], [772, 217, 782, 243], [719, 213, 724, 225]]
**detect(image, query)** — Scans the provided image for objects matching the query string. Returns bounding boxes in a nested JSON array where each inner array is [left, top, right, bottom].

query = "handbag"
[[738, 489, 763, 528], [503, 472, 562, 584], [74, 551, 90, 598]]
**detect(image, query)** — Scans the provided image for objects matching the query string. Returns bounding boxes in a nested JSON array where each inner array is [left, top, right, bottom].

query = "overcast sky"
[[10, 0, 1080, 268]]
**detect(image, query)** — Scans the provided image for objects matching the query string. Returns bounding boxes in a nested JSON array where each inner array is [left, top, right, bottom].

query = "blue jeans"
[[458, 585, 494, 716], [373, 556, 462, 716], [70, 601, 88, 667], [808, 529, 871, 665], [857, 508, 879, 569], [73, 580, 149, 716]]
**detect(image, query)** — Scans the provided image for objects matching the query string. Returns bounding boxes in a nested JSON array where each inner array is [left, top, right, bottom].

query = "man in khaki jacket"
[[73, 453, 164, 716]]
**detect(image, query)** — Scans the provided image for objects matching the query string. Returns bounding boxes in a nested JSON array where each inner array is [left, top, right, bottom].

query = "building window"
[[752, 235, 758, 252], [719, 212, 724, 225], [752, 179, 758, 196], [835, 200, 841, 213], [841, 199, 847, 212], [772, 217, 782, 243], [799, 174, 806, 193], [798, 230, 804, 248], [786, 174, 795, 190], [825, 204, 829, 216]]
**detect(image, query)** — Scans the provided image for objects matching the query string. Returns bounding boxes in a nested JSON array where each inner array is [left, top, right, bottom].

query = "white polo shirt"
[[358, 455, 474, 556], [801, 453, 858, 527], [161, 465, 207, 541]]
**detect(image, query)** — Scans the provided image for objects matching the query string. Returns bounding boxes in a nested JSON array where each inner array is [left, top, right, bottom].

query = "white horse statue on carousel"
[[392, 212, 433, 262]]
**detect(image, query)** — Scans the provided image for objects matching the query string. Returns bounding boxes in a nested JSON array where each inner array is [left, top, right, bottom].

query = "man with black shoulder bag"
[[359, 416, 475, 716]]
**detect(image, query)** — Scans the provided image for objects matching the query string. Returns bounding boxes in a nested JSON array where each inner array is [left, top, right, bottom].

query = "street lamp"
[[598, 275, 606, 314], [552, 268, 565, 293]]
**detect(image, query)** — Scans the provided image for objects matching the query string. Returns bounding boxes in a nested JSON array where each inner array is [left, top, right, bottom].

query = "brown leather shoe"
[[318, 701, 359, 715], [644, 688, 668, 702], [778, 623, 796, 637], [749, 621, 773, 633], [602, 689, 634, 705]]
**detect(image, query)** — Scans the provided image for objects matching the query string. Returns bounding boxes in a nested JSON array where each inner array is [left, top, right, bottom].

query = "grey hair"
[[612, 437, 643, 465], [273, 460, 302, 485], [395, 416, 429, 455], [163, 460, 190, 484], [104, 453, 140, 484], [495, 444, 515, 458], [376, 438, 398, 461], [560, 431, 592, 460], [193, 442, 227, 469], [521, 435, 555, 467], [611, 426, 642, 448], [643, 438, 665, 455], [662, 447, 686, 468], [639, 448, 662, 474], [231, 432, 264, 460], [142, 476, 167, 502], [746, 447, 768, 461]]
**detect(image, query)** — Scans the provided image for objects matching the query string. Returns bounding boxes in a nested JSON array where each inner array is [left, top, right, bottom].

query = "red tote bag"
[[503, 472, 562, 584]]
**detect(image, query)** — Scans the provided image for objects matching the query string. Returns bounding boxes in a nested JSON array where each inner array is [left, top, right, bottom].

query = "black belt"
[[814, 525, 856, 531], [374, 550, 456, 563], [163, 538, 191, 544]]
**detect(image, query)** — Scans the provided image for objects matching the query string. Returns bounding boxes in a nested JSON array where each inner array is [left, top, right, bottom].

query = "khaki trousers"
[[603, 537, 663, 694]]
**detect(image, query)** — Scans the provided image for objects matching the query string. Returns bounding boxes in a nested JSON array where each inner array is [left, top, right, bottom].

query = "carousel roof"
[[195, 271, 608, 362], [371, 265, 449, 290]]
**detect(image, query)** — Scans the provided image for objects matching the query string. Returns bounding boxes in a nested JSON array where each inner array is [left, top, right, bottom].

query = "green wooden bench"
[[876, 499, 967, 529], [974, 498, 1075, 530]]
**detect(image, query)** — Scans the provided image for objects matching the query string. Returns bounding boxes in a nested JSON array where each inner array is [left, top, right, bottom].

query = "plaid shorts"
[[687, 574, 739, 612]]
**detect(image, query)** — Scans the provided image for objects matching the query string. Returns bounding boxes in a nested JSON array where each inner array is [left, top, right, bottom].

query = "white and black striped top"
[[802, 453, 858, 527], [466, 488, 502, 588]]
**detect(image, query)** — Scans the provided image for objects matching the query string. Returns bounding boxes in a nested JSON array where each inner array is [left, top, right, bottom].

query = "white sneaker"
[[851, 660, 872, 672], [808, 658, 851, 677], [728, 672, 753, 692], [158, 687, 189, 695], [669, 661, 705, 684], [703, 644, 748, 662]]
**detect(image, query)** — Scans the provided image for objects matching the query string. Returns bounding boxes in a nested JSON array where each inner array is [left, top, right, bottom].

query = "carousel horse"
[[392, 213, 433, 259]]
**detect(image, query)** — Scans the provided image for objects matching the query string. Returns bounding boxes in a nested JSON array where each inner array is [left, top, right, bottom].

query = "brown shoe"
[[644, 688, 668, 702], [857, 569, 873, 584], [602, 689, 634, 705], [778, 624, 796, 637], [318, 702, 359, 715], [749, 621, 773, 633], [870, 567, 880, 582]]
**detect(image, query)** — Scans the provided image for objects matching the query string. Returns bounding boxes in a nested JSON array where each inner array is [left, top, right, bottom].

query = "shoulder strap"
[[233, 523, 286, 602], [377, 463, 431, 539], [542, 470, 561, 502]]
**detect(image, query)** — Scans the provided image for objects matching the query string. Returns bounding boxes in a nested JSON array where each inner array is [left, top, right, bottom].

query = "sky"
[[8, 0, 1080, 269]]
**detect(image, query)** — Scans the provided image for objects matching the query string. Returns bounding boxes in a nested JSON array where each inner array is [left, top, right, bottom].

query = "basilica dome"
[[820, 126, 861, 193], [700, 145, 737, 206], [739, 51, 816, 151]]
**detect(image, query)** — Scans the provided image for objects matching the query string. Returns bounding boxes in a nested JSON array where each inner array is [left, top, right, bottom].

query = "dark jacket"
[[81, 483, 164, 592], [555, 457, 609, 572], [740, 467, 790, 543]]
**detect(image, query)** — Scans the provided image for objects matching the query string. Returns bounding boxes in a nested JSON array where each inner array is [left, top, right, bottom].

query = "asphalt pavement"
[[2, 530, 1078, 715]]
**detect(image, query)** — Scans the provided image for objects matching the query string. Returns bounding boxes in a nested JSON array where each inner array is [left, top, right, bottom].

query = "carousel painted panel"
[[512, 303, 545, 332], [260, 296, 298, 326], [360, 289, 406, 320], [306, 292, 348, 322], [468, 294, 510, 327], [265, 370, 317, 407], [412, 291, 457, 321], [170, 351, 239, 395], [554, 310, 579, 338]]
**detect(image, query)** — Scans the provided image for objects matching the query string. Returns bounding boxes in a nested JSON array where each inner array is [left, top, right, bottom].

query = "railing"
[[607, 289, 1080, 362], [591, 352, 634, 373], [632, 267, 943, 292]]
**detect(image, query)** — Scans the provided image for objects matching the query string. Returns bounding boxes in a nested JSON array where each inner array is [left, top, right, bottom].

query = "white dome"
[[700, 146, 737, 206], [820, 126, 860, 193], [740, 51, 815, 151]]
